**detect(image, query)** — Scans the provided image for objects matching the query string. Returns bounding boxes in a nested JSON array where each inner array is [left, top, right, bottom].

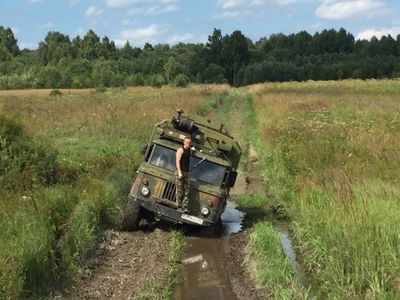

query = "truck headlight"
[[141, 186, 150, 197], [200, 206, 210, 216]]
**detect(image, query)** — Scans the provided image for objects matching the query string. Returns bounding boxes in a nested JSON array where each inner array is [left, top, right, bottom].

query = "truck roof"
[[150, 112, 241, 170]]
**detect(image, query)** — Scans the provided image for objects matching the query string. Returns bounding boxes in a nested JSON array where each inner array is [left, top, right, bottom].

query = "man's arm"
[[176, 148, 183, 178]]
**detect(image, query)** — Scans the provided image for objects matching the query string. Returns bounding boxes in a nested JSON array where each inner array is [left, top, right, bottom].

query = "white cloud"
[[167, 33, 208, 45], [356, 27, 400, 40], [18, 42, 37, 50], [316, 0, 385, 19], [27, 0, 43, 3], [106, 0, 148, 7], [74, 28, 85, 37], [85, 6, 103, 17], [115, 24, 167, 46], [212, 10, 241, 19], [216, 0, 297, 9], [127, 4, 178, 15], [39, 21, 54, 29]]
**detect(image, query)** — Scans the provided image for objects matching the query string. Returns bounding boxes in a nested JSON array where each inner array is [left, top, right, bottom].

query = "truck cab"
[[122, 110, 241, 229]]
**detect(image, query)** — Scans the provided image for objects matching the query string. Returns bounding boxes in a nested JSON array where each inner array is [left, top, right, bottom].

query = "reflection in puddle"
[[221, 201, 245, 235], [173, 201, 244, 300]]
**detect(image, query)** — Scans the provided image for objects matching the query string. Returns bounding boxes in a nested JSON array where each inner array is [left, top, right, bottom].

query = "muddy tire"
[[122, 197, 142, 231]]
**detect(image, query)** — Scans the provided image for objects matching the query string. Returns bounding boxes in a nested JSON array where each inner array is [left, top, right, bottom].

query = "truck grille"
[[162, 181, 176, 201], [154, 179, 176, 202]]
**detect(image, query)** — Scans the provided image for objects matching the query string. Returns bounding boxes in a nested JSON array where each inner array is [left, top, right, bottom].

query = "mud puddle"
[[273, 221, 305, 282], [173, 202, 244, 300], [273, 220, 316, 298]]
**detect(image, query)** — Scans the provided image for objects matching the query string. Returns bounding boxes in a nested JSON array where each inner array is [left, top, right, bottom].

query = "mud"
[[224, 230, 270, 300], [173, 198, 268, 300], [58, 227, 172, 300]]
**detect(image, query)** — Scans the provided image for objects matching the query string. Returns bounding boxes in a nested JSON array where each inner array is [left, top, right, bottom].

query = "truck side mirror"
[[140, 144, 148, 156], [227, 171, 237, 188]]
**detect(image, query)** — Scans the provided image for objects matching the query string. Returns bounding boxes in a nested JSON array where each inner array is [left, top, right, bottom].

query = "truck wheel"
[[122, 197, 142, 231]]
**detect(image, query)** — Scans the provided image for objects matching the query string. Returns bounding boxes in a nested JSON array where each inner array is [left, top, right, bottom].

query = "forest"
[[1, 26, 400, 89]]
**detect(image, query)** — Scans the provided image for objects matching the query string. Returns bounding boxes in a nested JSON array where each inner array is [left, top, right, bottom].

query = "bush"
[[49, 89, 62, 97], [148, 74, 165, 88], [95, 85, 107, 93], [124, 74, 144, 86], [174, 74, 189, 87], [0, 113, 58, 191]]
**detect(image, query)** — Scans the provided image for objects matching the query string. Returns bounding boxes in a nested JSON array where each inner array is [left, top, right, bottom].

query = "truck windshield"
[[149, 145, 227, 186], [190, 157, 226, 186], [149, 145, 176, 172]]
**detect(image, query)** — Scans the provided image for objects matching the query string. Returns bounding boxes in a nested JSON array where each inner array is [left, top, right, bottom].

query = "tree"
[[203, 63, 225, 83], [163, 56, 178, 84], [221, 30, 249, 85], [206, 28, 223, 65], [101, 36, 117, 59], [0, 26, 19, 56], [143, 42, 154, 51], [38, 31, 72, 64], [119, 41, 141, 60], [81, 30, 102, 60]]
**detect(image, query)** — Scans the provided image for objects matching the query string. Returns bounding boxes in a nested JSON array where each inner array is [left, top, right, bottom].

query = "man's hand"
[[190, 146, 197, 151], [178, 170, 183, 179]]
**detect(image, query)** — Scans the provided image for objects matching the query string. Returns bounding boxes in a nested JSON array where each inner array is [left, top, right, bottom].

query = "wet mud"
[[57, 228, 173, 300], [173, 202, 246, 300]]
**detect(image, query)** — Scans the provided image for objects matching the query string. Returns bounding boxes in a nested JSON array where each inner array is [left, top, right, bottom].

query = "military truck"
[[122, 110, 241, 230]]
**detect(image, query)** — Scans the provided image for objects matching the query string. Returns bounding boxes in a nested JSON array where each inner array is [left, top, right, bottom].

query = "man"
[[176, 136, 191, 213]]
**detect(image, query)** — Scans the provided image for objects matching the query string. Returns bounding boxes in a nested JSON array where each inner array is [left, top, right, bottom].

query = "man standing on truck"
[[176, 136, 191, 213]]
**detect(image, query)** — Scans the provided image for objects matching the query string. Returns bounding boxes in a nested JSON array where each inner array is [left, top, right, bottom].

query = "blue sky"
[[1, 0, 400, 49]]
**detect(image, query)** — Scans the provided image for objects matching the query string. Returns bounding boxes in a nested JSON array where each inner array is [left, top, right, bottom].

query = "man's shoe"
[[177, 208, 184, 213]]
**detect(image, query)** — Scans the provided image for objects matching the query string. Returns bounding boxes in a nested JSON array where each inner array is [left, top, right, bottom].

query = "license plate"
[[181, 214, 204, 225]]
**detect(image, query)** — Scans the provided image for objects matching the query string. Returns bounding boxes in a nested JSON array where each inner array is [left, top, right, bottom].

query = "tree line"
[[1, 26, 400, 89]]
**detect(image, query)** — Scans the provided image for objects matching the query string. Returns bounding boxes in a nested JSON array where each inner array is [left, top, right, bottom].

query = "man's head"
[[183, 136, 191, 149]]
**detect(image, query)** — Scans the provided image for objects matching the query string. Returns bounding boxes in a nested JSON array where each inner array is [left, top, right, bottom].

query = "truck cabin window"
[[149, 145, 227, 186], [149, 145, 176, 172], [189, 157, 226, 186]]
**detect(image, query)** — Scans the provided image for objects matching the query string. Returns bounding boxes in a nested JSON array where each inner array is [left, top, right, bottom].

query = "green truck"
[[122, 110, 241, 230]]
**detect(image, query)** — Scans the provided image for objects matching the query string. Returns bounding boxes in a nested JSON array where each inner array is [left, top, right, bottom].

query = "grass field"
[[1, 80, 400, 299], [250, 79, 400, 299], [0, 85, 223, 298]]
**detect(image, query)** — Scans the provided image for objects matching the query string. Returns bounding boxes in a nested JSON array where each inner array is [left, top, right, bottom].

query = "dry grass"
[[0, 85, 223, 299]]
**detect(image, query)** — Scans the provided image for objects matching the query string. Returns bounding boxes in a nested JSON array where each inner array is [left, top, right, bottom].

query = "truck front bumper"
[[131, 194, 214, 227]]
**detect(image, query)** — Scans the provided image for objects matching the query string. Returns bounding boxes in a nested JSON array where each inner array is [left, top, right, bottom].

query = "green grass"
[[160, 231, 185, 300], [246, 221, 302, 299], [252, 79, 400, 298], [210, 88, 304, 299], [293, 181, 400, 298], [135, 230, 185, 300], [0, 86, 211, 298]]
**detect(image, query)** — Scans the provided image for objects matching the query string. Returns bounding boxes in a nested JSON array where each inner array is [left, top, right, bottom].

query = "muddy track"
[[59, 227, 173, 299], [58, 100, 269, 299]]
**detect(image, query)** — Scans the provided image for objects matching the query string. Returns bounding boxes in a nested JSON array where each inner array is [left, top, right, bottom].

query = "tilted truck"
[[122, 110, 241, 230]]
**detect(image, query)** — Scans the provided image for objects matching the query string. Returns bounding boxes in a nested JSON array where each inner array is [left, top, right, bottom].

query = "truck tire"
[[122, 197, 142, 231]]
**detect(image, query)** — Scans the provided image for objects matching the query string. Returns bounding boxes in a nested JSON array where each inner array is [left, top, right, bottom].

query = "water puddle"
[[221, 201, 245, 235], [274, 221, 304, 280], [173, 201, 244, 300], [273, 220, 316, 298]]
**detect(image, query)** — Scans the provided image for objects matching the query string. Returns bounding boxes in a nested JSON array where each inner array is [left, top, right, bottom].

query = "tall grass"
[[252, 79, 400, 298], [211, 89, 304, 298], [0, 86, 214, 298]]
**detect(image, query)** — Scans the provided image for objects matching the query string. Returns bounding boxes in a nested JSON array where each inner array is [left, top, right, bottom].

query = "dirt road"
[[59, 227, 173, 299]]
